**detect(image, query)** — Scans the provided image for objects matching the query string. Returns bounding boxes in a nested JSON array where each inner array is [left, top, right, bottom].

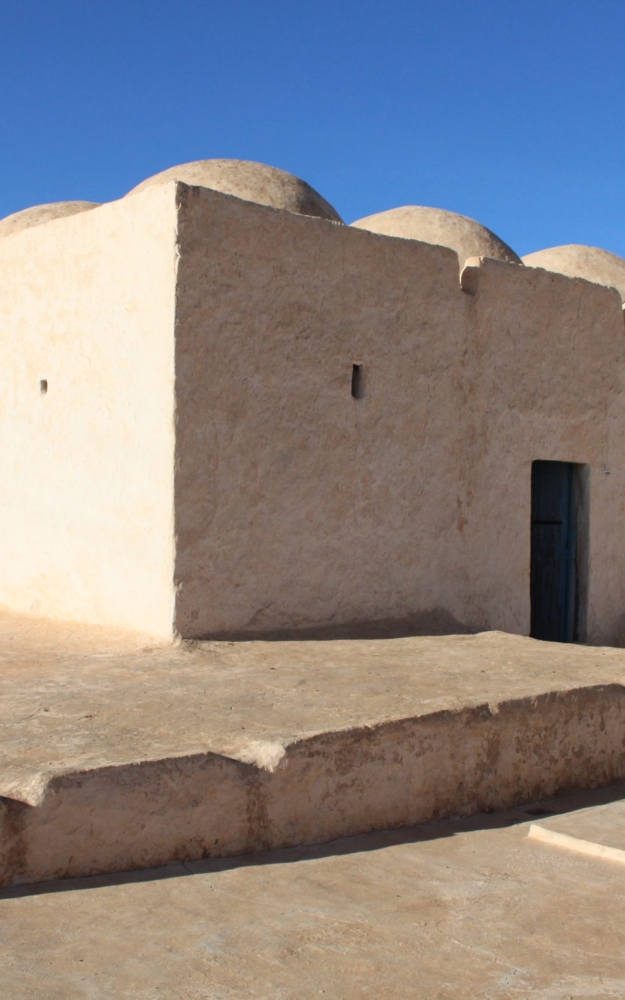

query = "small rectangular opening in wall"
[[39, 379, 48, 395], [351, 363, 365, 399], [530, 461, 589, 643]]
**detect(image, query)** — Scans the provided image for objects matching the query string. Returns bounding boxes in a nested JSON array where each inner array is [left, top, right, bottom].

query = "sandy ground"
[[2, 785, 625, 1000]]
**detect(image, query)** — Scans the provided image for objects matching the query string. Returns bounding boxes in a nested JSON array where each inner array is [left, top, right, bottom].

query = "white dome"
[[0, 201, 100, 239], [523, 245, 625, 301], [351, 206, 520, 267], [127, 159, 342, 223]]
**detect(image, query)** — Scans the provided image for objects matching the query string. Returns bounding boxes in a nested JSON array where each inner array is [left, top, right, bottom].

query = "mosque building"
[[1, 159, 625, 645]]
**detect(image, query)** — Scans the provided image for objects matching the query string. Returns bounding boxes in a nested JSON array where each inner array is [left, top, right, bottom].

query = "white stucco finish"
[[0, 187, 178, 637]]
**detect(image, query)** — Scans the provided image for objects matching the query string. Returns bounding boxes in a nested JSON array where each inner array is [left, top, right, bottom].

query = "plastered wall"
[[454, 257, 625, 643], [0, 186, 178, 637], [173, 185, 625, 643], [2, 182, 624, 644]]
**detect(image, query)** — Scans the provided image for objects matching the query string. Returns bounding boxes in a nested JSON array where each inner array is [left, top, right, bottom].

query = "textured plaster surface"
[[523, 244, 625, 302], [173, 185, 625, 643], [351, 204, 521, 266], [1, 612, 625, 885], [458, 256, 625, 644], [0, 188, 178, 636], [2, 787, 625, 999]]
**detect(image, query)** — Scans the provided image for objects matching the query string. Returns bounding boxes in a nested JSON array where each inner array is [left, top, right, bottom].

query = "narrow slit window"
[[39, 379, 48, 395], [351, 363, 365, 399]]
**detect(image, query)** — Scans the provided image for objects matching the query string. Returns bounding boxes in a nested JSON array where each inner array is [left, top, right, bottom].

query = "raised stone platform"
[[1, 612, 625, 886]]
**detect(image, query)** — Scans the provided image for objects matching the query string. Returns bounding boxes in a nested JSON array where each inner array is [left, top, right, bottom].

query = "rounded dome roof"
[[351, 205, 521, 267], [522, 245, 625, 301], [0, 201, 100, 239], [127, 159, 343, 223]]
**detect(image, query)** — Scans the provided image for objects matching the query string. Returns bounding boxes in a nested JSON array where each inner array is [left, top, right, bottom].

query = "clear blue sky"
[[1, 0, 624, 257]]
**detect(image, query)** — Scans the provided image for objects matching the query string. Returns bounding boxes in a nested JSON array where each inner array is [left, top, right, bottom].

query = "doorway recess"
[[530, 460, 586, 643]]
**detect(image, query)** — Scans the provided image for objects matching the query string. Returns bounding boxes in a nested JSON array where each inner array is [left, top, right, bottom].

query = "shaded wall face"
[[173, 186, 469, 638], [0, 187, 178, 637], [174, 188, 625, 644], [456, 259, 625, 644]]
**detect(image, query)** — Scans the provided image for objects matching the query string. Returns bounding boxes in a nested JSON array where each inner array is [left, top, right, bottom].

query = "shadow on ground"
[[191, 608, 475, 641]]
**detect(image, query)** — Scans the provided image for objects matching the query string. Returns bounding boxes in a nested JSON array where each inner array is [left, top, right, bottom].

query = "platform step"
[[2, 617, 625, 886]]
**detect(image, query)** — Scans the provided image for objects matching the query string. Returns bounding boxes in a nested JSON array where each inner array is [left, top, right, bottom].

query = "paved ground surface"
[[2, 609, 625, 805], [1, 784, 625, 1000]]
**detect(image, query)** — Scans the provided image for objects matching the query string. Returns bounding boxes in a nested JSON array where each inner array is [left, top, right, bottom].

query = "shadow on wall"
[[610, 613, 625, 648], [193, 608, 474, 642]]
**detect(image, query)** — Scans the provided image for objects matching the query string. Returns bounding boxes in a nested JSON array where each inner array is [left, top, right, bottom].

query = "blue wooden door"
[[530, 461, 577, 642]]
